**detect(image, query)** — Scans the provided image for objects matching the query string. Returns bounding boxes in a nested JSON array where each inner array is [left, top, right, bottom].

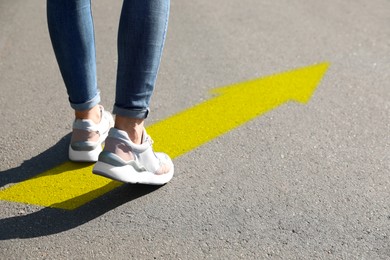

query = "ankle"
[[75, 105, 101, 124], [115, 116, 144, 145]]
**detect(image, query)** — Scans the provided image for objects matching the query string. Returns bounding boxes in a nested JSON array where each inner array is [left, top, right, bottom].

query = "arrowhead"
[[212, 62, 330, 104]]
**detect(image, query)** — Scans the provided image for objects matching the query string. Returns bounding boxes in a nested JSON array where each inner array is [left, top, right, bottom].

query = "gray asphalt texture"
[[1, 0, 389, 259]]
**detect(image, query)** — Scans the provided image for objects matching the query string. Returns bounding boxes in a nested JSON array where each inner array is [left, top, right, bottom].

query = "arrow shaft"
[[148, 82, 287, 159]]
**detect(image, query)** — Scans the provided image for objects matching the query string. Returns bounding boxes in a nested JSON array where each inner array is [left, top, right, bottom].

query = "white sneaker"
[[69, 106, 114, 162], [92, 128, 174, 185]]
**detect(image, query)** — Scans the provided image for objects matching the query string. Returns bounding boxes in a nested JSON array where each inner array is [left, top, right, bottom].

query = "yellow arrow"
[[0, 62, 329, 210], [149, 62, 329, 157]]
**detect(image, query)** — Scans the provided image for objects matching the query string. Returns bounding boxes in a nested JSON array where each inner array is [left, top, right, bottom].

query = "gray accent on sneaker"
[[104, 128, 161, 173], [70, 141, 99, 151], [98, 151, 147, 172], [106, 128, 132, 145], [106, 128, 153, 154], [72, 119, 98, 131]]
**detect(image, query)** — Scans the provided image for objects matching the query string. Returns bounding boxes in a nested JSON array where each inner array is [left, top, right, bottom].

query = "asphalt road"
[[0, 0, 389, 259]]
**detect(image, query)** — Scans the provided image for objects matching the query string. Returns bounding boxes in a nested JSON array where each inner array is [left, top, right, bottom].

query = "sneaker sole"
[[92, 158, 174, 185]]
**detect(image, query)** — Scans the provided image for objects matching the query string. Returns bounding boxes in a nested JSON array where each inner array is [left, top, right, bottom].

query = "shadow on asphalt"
[[0, 134, 161, 239], [0, 183, 160, 240], [0, 134, 71, 188], [0, 184, 161, 240]]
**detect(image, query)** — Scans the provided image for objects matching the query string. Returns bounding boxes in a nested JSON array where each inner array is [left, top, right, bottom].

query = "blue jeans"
[[47, 0, 169, 119]]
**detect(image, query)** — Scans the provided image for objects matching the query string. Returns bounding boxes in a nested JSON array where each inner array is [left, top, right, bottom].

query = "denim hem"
[[70, 91, 101, 111], [113, 106, 149, 119]]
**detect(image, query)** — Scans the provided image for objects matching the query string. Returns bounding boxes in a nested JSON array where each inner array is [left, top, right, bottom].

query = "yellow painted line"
[[0, 163, 122, 210], [0, 62, 329, 210]]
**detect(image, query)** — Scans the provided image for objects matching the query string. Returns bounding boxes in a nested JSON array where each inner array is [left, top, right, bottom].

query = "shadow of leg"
[[0, 183, 161, 240], [0, 134, 71, 188]]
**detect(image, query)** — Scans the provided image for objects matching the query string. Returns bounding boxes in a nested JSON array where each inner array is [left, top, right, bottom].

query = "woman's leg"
[[113, 0, 170, 144], [92, 0, 173, 184], [47, 0, 100, 116], [47, 0, 113, 162]]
